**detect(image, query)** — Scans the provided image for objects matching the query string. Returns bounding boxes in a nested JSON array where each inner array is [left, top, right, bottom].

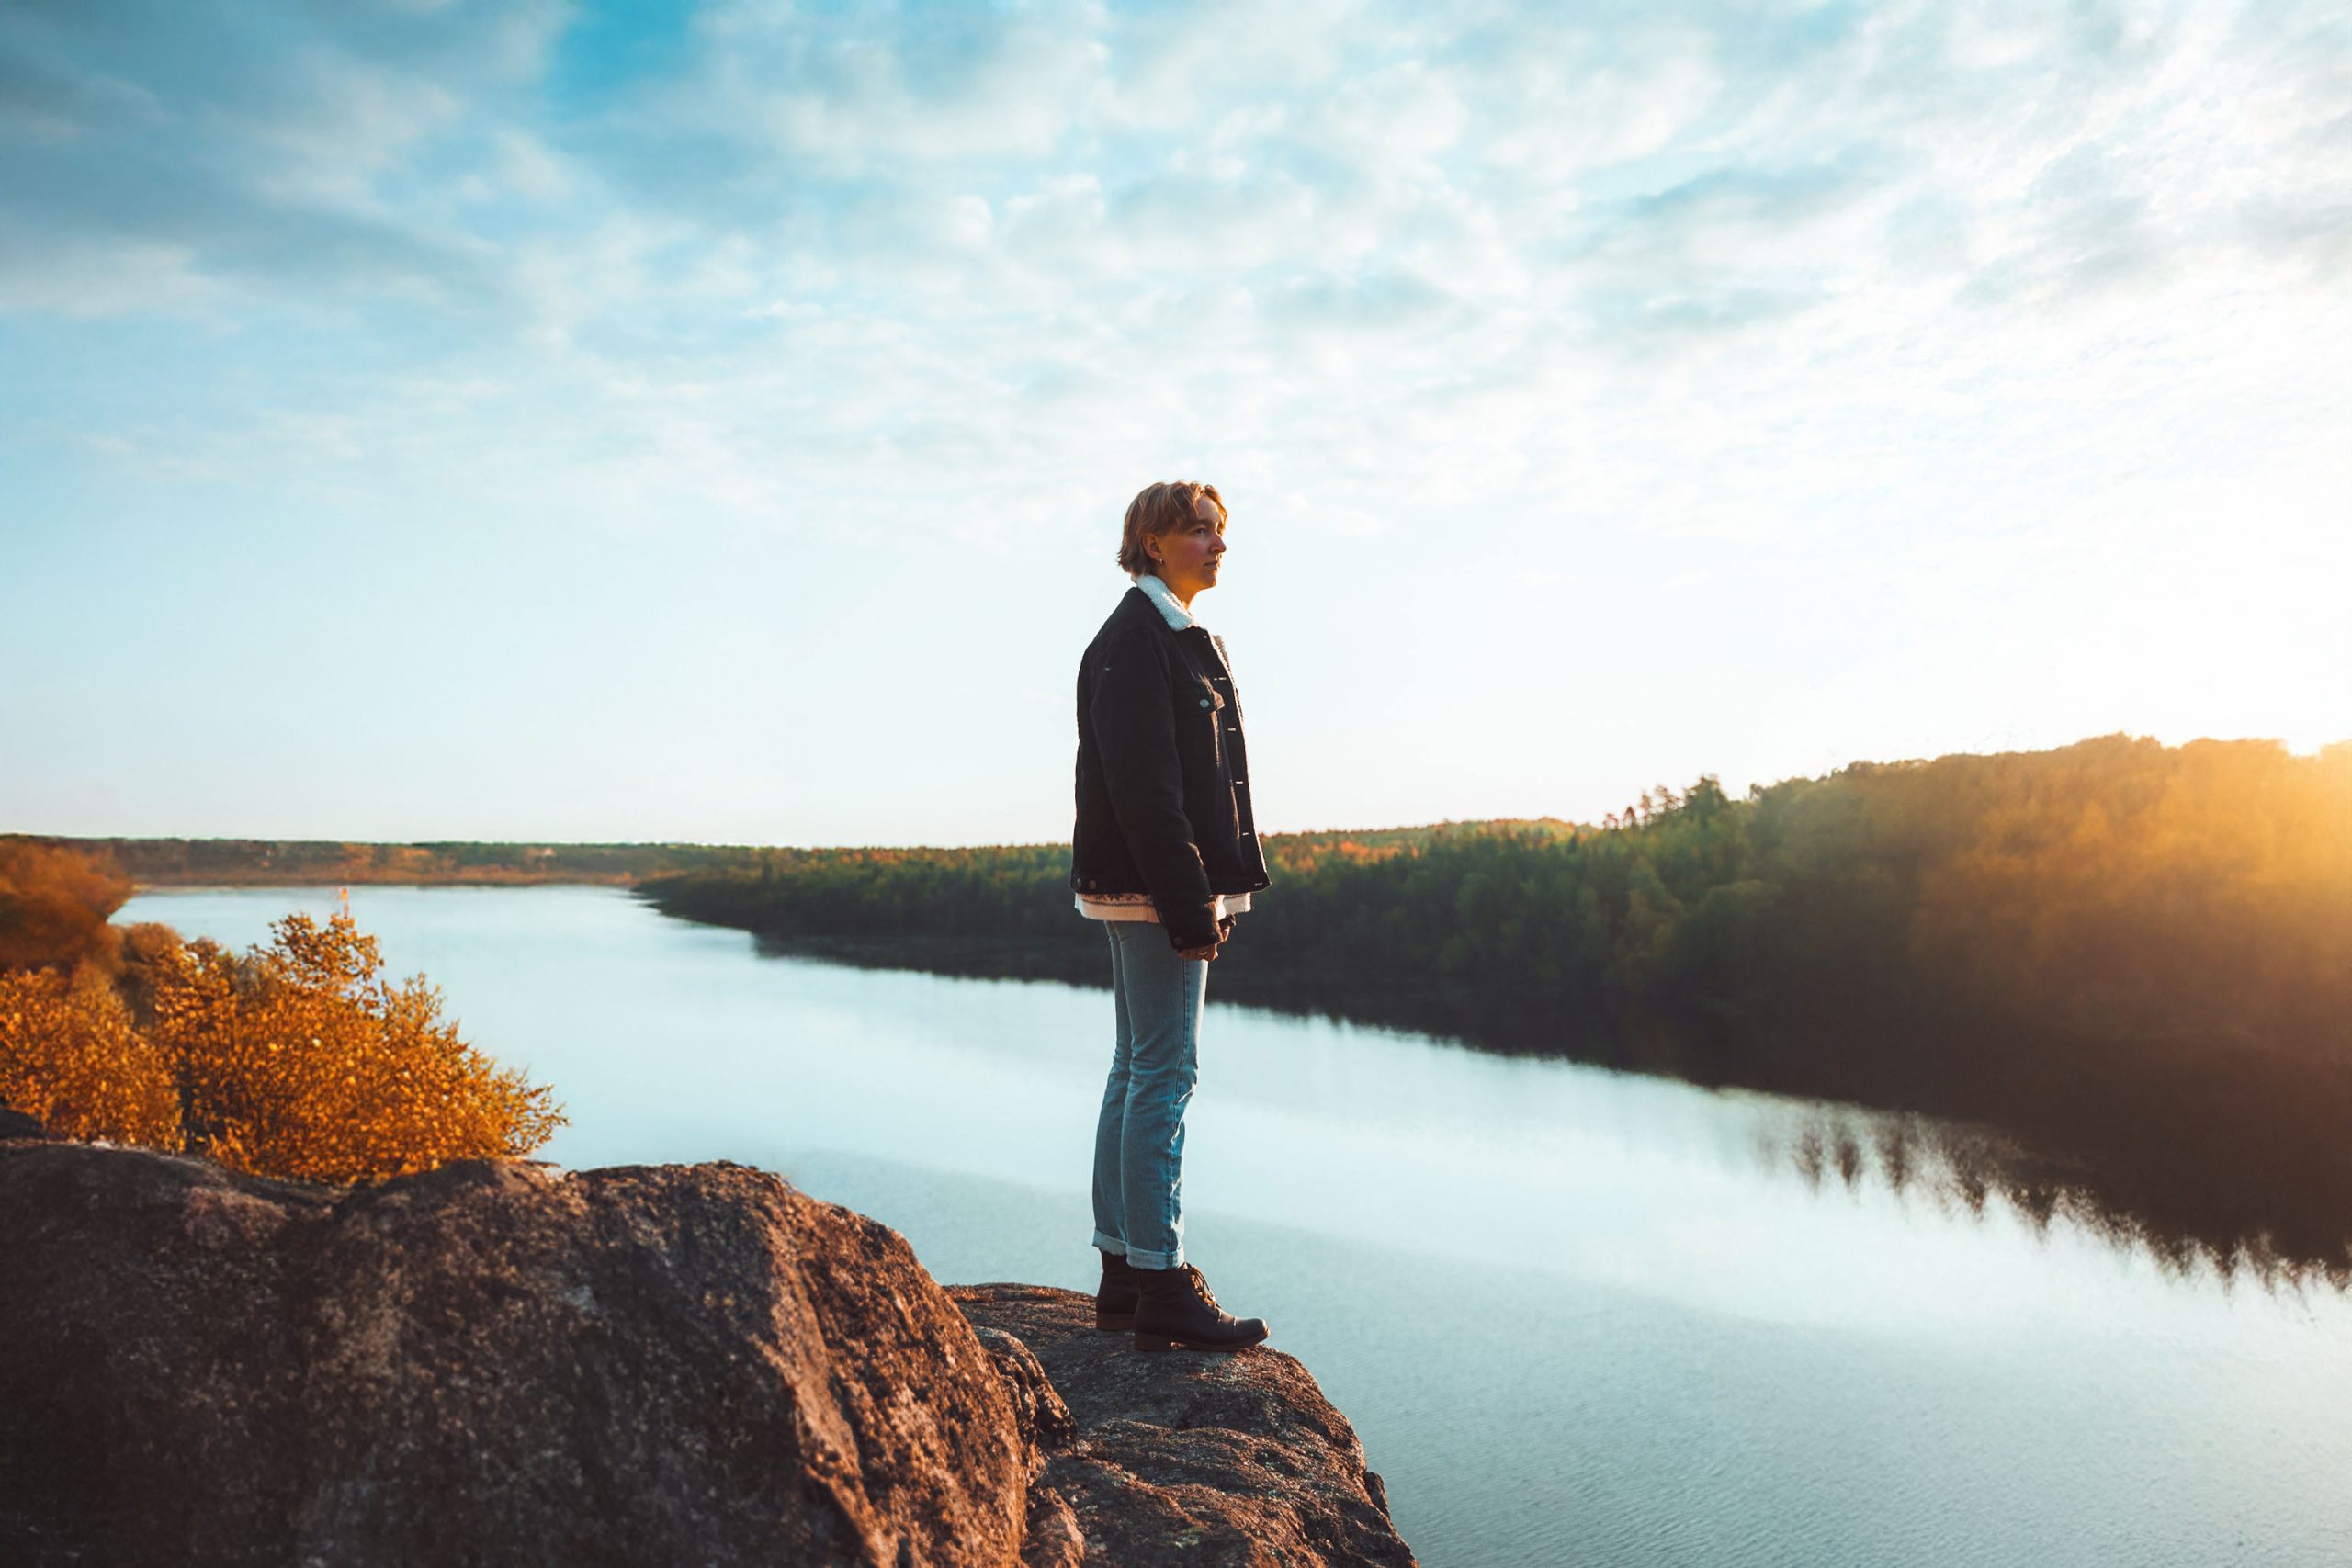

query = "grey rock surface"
[[953, 1284, 1419, 1568], [0, 1129, 1418, 1566], [0, 1137, 1026, 1566]]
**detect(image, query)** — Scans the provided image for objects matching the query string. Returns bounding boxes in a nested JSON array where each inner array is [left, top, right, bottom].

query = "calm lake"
[[122, 886, 2352, 1568]]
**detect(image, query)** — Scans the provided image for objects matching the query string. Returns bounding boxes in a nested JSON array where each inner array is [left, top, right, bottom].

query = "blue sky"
[[4, 0, 2347, 845]]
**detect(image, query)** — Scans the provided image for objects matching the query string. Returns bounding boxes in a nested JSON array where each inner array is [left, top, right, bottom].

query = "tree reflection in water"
[[1765, 1102, 2352, 1291], [744, 930, 2352, 1289]]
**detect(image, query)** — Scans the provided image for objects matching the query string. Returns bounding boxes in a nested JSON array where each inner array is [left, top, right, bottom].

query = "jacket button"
[[1199, 697, 1212, 707]]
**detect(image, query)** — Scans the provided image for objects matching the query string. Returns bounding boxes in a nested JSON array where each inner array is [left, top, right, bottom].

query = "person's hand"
[[1178, 909, 1234, 962]]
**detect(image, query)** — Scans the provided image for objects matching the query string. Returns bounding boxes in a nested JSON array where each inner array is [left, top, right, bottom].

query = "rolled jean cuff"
[[1122, 1242, 1182, 1271], [1091, 1229, 1127, 1255]]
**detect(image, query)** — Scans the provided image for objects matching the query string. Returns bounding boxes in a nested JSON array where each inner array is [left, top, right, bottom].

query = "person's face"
[[1149, 494, 1228, 602]]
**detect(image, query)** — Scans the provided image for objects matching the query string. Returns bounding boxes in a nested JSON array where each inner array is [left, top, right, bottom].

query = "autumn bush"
[[2, 896, 564, 1184], [0, 962, 180, 1149], [149, 913, 565, 1183], [0, 839, 132, 971]]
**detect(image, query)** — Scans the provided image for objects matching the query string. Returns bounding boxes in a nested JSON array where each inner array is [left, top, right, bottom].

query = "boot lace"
[[1181, 1264, 1221, 1309]]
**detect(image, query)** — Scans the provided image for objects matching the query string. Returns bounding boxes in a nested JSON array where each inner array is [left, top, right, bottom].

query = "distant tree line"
[[637, 735, 2352, 1271], [10, 837, 763, 887], [639, 735, 2350, 1068]]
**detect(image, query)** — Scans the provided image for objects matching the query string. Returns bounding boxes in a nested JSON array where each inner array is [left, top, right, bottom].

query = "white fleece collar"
[[1131, 571, 1198, 631]]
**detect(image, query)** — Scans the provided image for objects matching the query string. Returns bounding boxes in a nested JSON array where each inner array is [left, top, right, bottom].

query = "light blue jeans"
[[1090, 920, 1209, 1271]]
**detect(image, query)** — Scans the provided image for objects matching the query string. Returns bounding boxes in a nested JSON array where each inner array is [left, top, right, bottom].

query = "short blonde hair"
[[1118, 481, 1226, 577]]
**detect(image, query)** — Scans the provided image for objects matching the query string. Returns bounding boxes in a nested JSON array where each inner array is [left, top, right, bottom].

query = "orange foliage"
[[2, 860, 565, 1185], [147, 914, 566, 1185], [0, 963, 180, 1148], [0, 840, 132, 971]]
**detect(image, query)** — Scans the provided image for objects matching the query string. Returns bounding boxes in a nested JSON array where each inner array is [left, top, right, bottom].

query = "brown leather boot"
[[1131, 1263, 1269, 1353], [1095, 1247, 1144, 1330]]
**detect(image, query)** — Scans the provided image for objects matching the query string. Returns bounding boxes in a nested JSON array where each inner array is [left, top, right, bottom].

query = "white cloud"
[[6, 0, 2351, 836]]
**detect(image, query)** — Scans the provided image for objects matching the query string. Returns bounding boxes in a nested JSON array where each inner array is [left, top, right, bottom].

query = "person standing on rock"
[[1070, 479, 1272, 1354]]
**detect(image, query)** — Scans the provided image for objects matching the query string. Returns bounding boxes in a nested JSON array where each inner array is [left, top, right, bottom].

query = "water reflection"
[[741, 923, 2352, 1287], [1766, 1105, 2352, 1291]]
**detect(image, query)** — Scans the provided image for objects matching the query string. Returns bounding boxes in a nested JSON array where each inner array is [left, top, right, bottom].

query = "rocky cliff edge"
[[0, 1122, 1415, 1567]]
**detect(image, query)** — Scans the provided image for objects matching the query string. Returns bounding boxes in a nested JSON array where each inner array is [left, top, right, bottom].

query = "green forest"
[[637, 734, 2348, 1066], [635, 734, 2352, 1272]]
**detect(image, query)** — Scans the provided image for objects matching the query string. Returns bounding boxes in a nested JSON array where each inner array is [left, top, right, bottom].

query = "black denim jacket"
[[1069, 586, 1272, 951]]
